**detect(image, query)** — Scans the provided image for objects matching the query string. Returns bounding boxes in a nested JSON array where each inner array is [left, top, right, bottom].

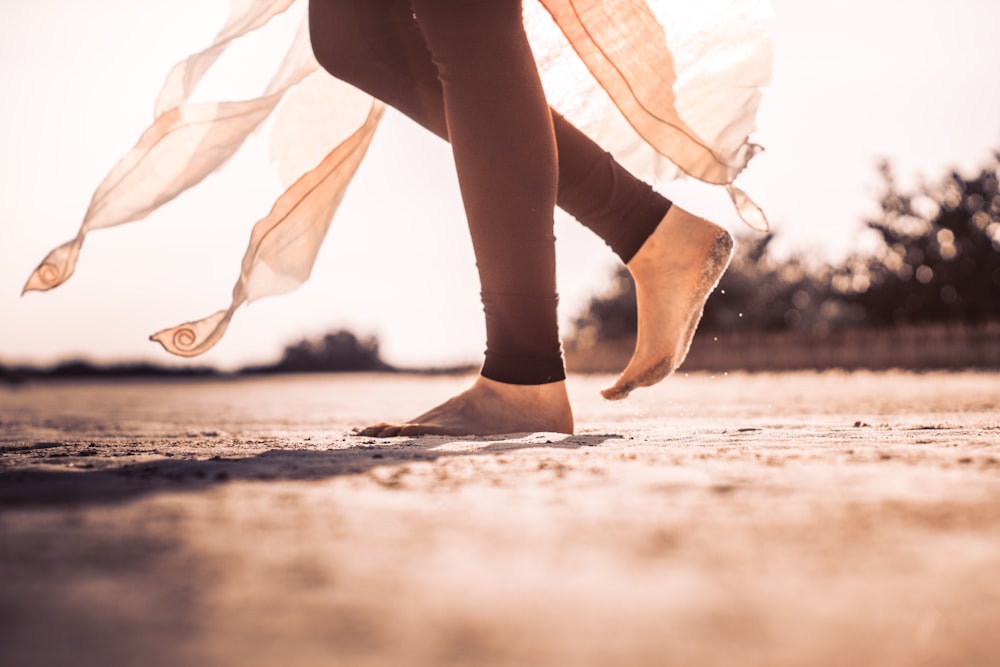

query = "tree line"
[[571, 153, 1000, 346]]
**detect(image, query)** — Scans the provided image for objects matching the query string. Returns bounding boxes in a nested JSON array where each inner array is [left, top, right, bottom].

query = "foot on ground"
[[356, 375, 574, 437], [601, 206, 734, 401]]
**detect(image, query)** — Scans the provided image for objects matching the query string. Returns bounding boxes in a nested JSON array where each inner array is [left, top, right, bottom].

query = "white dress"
[[24, 0, 772, 357]]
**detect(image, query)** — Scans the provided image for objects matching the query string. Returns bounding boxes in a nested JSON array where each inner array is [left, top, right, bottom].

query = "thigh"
[[309, 0, 430, 80]]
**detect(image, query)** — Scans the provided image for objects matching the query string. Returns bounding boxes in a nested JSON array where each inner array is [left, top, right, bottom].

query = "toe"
[[601, 379, 634, 401], [356, 423, 393, 437]]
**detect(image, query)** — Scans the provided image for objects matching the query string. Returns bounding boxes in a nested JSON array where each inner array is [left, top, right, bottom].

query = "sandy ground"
[[1, 370, 998, 667]]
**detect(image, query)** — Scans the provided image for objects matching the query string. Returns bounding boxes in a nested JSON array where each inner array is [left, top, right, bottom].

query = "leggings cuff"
[[481, 353, 566, 385]]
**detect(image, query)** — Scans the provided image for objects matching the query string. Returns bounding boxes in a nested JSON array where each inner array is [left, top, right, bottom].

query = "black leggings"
[[309, 0, 670, 384]]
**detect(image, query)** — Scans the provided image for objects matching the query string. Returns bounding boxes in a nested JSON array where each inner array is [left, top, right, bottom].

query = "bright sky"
[[3, 0, 999, 370]]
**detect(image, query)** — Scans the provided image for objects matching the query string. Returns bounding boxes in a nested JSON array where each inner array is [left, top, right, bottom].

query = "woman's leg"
[[409, 0, 566, 386], [308, 0, 668, 265], [313, 0, 571, 434]]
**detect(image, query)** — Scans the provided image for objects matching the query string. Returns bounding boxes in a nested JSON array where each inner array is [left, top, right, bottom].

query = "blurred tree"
[[696, 234, 862, 334], [855, 156, 1000, 325], [570, 266, 637, 346], [570, 153, 1000, 349], [268, 330, 392, 373]]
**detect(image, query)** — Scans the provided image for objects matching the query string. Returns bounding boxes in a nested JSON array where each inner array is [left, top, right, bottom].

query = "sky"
[[2, 0, 1000, 371]]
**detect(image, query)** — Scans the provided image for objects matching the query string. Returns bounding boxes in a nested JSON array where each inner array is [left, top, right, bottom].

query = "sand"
[[1, 370, 999, 667]]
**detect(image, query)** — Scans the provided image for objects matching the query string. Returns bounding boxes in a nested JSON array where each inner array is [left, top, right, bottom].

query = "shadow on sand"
[[0, 433, 620, 509]]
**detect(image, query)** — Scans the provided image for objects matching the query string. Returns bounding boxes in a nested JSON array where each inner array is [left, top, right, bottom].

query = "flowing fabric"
[[24, 0, 772, 357]]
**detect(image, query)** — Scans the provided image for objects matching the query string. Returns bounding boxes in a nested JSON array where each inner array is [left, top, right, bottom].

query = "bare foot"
[[601, 206, 734, 400], [357, 376, 574, 437]]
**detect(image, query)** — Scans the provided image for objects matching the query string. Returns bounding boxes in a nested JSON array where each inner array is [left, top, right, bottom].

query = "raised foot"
[[601, 206, 734, 401], [356, 375, 574, 437]]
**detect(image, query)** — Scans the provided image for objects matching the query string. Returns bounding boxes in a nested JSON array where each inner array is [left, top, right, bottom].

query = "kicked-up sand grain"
[[1, 371, 998, 667]]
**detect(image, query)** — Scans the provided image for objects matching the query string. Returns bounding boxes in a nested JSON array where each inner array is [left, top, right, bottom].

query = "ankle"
[[475, 375, 569, 404], [629, 207, 730, 272]]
